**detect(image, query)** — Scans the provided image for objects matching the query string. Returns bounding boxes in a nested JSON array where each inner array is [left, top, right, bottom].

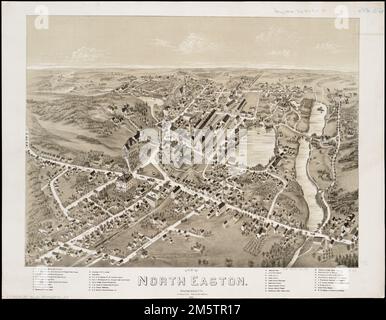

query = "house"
[[171, 186, 181, 199], [207, 208, 215, 219], [216, 202, 226, 216], [145, 191, 161, 208], [116, 173, 134, 192], [125, 131, 141, 149]]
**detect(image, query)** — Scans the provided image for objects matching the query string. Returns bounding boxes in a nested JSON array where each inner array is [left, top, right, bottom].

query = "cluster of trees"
[[260, 258, 288, 267], [259, 242, 294, 267], [191, 242, 205, 254], [335, 253, 358, 267], [197, 259, 209, 265], [225, 258, 233, 267]]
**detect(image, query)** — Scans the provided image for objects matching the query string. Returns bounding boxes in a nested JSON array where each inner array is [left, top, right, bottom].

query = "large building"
[[116, 173, 135, 193]]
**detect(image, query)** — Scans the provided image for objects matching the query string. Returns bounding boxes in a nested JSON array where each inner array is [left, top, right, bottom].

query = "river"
[[296, 101, 327, 231]]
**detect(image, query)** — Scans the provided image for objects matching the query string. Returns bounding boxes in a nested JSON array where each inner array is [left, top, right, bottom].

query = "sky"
[[27, 16, 359, 71]]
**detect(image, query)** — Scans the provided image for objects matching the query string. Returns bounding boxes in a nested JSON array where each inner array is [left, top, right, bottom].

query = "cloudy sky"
[[27, 16, 359, 71]]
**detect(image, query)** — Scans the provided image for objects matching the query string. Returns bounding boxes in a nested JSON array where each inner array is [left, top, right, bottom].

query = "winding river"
[[296, 102, 327, 231]]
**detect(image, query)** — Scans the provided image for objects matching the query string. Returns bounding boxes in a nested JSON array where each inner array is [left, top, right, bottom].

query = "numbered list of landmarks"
[[314, 269, 350, 292], [264, 269, 290, 292], [88, 270, 130, 292], [32, 268, 131, 294], [32, 268, 80, 292], [31, 267, 351, 297]]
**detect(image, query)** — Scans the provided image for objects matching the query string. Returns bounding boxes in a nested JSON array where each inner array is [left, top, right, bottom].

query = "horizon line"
[[27, 64, 357, 73]]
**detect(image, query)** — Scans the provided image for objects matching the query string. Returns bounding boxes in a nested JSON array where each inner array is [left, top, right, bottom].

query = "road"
[[121, 211, 198, 263], [65, 178, 118, 211], [26, 131, 122, 176], [131, 152, 352, 246], [170, 85, 208, 123], [49, 168, 70, 219]]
